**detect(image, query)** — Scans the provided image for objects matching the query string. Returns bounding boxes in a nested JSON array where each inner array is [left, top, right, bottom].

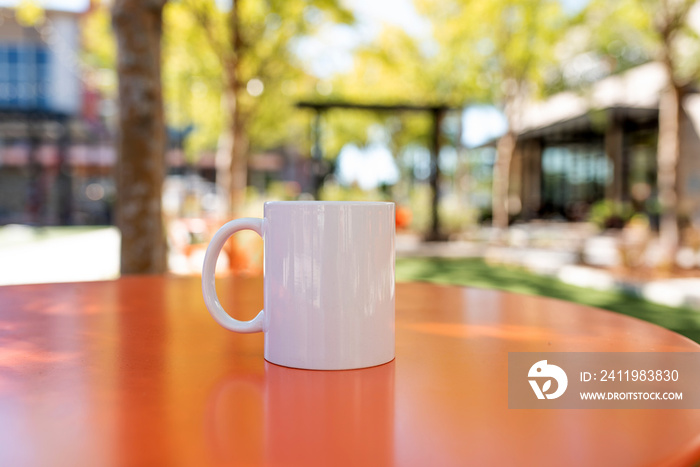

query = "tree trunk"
[[214, 112, 233, 215], [492, 129, 517, 233], [215, 1, 248, 217], [112, 0, 168, 274], [230, 99, 249, 214], [657, 82, 683, 255], [425, 108, 446, 241], [216, 75, 249, 218], [216, 100, 250, 273]]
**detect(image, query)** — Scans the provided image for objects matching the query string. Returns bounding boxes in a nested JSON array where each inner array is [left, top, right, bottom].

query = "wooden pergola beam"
[[296, 101, 452, 113]]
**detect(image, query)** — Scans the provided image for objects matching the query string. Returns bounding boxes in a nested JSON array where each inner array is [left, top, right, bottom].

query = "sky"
[[462, 106, 508, 148], [0, 0, 88, 12], [295, 0, 430, 79], [336, 143, 400, 189]]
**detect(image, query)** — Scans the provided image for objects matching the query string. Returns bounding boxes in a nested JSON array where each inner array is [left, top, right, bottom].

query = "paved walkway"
[[396, 234, 482, 258], [0, 225, 120, 285]]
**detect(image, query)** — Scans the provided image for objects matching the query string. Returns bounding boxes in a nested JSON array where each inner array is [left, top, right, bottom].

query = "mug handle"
[[201, 218, 264, 333]]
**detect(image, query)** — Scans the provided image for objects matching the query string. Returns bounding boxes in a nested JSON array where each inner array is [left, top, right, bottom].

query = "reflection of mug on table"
[[265, 361, 395, 466], [206, 361, 396, 466], [202, 201, 396, 370]]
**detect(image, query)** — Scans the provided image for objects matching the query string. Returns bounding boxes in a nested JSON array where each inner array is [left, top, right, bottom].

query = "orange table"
[[1, 276, 699, 467]]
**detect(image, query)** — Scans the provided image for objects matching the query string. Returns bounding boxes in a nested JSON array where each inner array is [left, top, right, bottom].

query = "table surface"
[[1, 276, 700, 467]]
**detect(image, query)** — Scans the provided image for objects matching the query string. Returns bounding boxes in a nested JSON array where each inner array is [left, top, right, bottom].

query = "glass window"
[[0, 43, 51, 110], [541, 144, 609, 217]]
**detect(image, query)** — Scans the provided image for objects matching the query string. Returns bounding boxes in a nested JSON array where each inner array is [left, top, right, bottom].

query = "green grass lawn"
[[396, 257, 700, 344]]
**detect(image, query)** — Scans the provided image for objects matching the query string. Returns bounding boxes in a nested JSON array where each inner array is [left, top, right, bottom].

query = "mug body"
[[263, 201, 395, 370]]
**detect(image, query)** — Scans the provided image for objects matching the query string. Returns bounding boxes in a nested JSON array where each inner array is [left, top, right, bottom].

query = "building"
[[509, 62, 700, 225], [0, 3, 82, 114], [0, 2, 116, 225], [0, 3, 315, 227]]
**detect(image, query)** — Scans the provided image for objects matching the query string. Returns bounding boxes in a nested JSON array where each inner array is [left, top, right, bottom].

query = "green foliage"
[[580, 0, 700, 84], [198, 0, 350, 154], [14, 0, 44, 26], [81, 2, 123, 104], [82, 5, 115, 72], [440, 199, 478, 234], [564, 0, 653, 83], [588, 200, 635, 229], [414, 0, 569, 105], [161, 2, 225, 157], [319, 182, 392, 202], [332, 26, 450, 104], [82, 0, 354, 161], [403, 184, 432, 233]]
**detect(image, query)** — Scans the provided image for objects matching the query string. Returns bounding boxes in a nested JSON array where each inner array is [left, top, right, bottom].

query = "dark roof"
[[518, 106, 658, 144]]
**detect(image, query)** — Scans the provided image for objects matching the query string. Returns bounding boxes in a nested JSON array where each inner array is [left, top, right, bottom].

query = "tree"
[[582, 0, 700, 256], [82, 0, 354, 273], [177, 0, 353, 214], [653, 0, 697, 255], [112, 0, 168, 274], [415, 0, 567, 235]]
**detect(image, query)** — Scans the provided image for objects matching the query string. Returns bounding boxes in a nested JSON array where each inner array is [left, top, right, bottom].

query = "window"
[[541, 145, 610, 216], [0, 43, 50, 109]]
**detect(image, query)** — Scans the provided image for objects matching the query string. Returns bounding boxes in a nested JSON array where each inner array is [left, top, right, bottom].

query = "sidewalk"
[[0, 225, 120, 285], [556, 265, 700, 309], [396, 233, 482, 258]]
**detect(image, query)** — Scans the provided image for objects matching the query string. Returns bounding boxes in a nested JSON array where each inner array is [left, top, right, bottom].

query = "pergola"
[[296, 101, 457, 241]]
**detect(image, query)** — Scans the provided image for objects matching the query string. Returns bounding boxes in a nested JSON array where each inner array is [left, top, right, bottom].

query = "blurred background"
[[4, 0, 700, 328]]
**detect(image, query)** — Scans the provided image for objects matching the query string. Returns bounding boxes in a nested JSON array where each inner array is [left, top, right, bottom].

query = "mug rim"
[[265, 201, 394, 206]]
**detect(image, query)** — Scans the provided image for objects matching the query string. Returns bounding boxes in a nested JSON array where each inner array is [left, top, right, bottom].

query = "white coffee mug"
[[202, 201, 395, 370]]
